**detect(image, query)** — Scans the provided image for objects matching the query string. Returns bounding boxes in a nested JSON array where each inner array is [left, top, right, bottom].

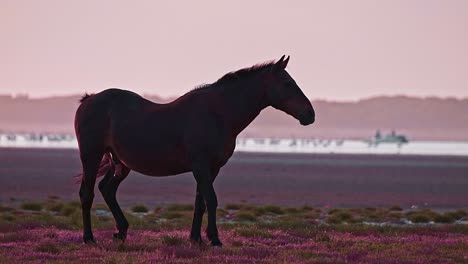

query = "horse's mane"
[[79, 93, 93, 103], [192, 61, 275, 92], [78, 61, 275, 100]]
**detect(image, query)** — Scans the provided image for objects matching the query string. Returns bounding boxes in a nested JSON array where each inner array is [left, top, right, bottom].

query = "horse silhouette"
[[74, 55, 315, 246]]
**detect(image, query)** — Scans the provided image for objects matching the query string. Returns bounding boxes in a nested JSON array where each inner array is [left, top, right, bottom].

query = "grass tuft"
[[225, 203, 242, 210], [388, 212, 402, 220], [161, 235, 184, 246], [46, 202, 64, 213], [236, 212, 257, 222], [1, 214, 16, 222], [131, 205, 149, 213], [262, 205, 284, 215], [67, 201, 81, 208], [166, 204, 193, 212], [60, 204, 78, 216], [161, 211, 184, 219], [236, 227, 272, 238], [284, 207, 300, 214], [217, 208, 228, 217], [47, 195, 60, 200], [35, 240, 60, 254], [327, 211, 353, 224], [0, 205, 15, 213], [389, 205, 403, 211], [20, 201, 43, 211]]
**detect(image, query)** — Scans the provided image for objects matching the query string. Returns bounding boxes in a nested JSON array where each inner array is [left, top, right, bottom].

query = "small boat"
[[367, 130, 409, 146]]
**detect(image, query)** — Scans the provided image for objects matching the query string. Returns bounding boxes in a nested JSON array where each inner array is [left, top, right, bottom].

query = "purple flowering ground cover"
[[0, 201, 467, 263]]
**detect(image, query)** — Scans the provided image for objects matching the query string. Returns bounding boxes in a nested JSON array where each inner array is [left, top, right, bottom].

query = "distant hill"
[[1, 94, 467, 141]]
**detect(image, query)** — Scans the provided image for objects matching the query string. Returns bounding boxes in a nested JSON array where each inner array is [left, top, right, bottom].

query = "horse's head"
[[264, 55, 315, 126]]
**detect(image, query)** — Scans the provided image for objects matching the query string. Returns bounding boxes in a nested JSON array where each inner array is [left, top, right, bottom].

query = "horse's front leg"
[[192, 162, 222, 246], [202, 183, 222, 246], [189, 184, 206, 244]]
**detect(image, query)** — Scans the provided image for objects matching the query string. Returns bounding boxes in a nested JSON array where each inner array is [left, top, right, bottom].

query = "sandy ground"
[[0, 148, 467, 209]]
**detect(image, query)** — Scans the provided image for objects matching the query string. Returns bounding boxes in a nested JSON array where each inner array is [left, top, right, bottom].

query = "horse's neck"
[[221, 78, 269, 136]]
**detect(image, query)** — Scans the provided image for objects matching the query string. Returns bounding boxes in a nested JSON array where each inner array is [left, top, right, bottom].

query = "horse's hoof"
[[189, 235, 205, 245], [83, 236, 96, 244], [210, 239, 223, 247], [113, 232, 126, 242]]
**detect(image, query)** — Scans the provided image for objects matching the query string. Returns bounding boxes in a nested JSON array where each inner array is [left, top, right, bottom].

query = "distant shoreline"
[[1, 95, 468, 140]]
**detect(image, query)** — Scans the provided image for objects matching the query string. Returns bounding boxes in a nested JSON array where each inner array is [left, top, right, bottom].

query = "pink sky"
[[1, 0, 467, 101]]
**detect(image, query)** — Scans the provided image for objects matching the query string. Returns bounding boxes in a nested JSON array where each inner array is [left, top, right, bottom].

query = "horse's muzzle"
[[299, 108, 315, 126]]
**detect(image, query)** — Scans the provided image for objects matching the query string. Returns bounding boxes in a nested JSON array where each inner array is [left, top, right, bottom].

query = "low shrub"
[[406, 209, 438, 223], [409, 214, 430, 223], [445, 210, 467, 220], [434, 214, 455, 224]]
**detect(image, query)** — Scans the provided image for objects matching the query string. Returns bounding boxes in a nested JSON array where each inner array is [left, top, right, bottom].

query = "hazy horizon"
[[2, 0, 468, 101], [1, 91, 468, 103], [1, 95, 467, 140]]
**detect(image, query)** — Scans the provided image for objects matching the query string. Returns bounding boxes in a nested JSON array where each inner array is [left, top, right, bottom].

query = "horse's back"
[[75, 88, 153, 148], [76, 88, 155, 118], [85, 88, 153, 107]]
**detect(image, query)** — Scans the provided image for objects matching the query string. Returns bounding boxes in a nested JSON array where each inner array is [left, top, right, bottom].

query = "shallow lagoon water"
[[1, 134, 468, 156]]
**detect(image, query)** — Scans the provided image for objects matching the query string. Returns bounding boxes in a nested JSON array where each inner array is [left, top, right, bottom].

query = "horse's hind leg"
[[191, 163, 222, 246], [79, 152, 103, 244], [99, 158, 130, 241]]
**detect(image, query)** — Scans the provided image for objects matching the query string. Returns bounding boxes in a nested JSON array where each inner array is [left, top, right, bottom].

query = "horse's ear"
[[282, 56, 290, 69], [274, 55, 289, 71], [277, 55, 286, 64]]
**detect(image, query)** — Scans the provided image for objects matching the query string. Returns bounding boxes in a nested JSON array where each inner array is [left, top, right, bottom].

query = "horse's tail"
[[74, 152, 113, 184]]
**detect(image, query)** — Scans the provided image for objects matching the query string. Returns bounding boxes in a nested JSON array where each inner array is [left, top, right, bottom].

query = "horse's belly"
[[113, 142, 191, 177], [135, 161, 191, 176], [123, 155, 191, 176]]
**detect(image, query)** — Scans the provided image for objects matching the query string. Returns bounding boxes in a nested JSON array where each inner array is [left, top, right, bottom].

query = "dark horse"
[[75, 56, 315, 246]]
